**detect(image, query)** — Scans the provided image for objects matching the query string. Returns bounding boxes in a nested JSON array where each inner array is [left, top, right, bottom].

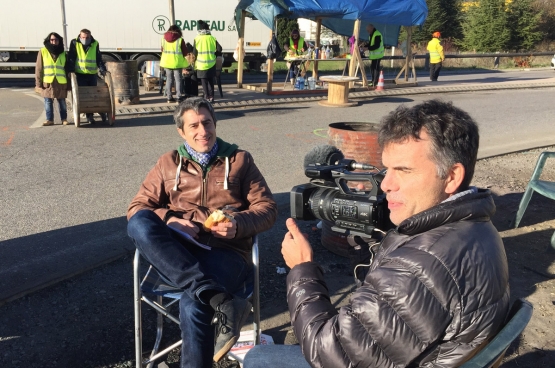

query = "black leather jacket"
[[287, 189, 510, 367]]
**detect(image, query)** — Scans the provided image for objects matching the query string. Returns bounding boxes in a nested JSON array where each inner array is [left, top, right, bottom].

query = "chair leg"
[[134, 252, 144, 368], [512, 186, 535, 228], [147, 295, 165, 368]]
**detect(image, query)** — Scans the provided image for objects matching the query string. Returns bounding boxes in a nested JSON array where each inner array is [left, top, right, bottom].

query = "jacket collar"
[[396, 189, 495, 236]]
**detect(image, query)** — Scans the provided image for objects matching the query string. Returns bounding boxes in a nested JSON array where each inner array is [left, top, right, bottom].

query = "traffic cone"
[[375, 70, 385, 91]]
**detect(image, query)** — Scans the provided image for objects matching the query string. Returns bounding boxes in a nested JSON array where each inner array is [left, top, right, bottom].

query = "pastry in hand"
[[203, 209, 233, 231]]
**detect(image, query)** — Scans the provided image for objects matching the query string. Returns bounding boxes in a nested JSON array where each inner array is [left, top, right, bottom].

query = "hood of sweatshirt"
[[164, 32, 181, 43]]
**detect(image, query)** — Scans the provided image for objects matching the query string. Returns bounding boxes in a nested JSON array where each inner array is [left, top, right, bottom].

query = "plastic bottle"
[[325, 46, 331, 59], [314, 47, 319, 59]]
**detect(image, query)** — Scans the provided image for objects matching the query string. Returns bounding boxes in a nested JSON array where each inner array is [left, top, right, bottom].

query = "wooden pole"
[[313, 18, 322, 81], [266, 30, 274, 93], [348, 20, 360, 78], [237, 10, 246, 88], [405, 26, 412, 82]]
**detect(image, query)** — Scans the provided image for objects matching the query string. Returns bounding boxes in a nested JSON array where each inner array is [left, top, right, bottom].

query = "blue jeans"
[[127, 210, 251, 367], [44, 98, 67, 121], [165, 68, 183, 99]]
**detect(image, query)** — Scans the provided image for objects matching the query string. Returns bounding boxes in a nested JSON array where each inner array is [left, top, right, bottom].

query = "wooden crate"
[[144, 76, 159, 91]]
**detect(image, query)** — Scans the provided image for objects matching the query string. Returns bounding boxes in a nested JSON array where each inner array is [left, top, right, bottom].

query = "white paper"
[[168, 226, 211, 250]]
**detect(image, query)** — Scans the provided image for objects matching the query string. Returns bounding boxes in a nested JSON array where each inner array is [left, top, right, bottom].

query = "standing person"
[[160, 25, 188, 103], [194, 20, 222, 103], [427, 31, 445, 81], [364, 24, 384, 88], [35, 32, 69, 126], [127, 97, 277, 367], [283, 29, 306, 86], [280, 100, 509, 367], [182, 42, 198, 99], [67, 29, 107, 124]]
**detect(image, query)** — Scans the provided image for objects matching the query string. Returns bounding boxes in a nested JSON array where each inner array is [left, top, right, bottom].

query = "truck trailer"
[[0, 0, 271, 73]]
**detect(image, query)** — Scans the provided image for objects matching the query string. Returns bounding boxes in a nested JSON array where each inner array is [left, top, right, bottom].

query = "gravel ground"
[[1, 146, 554, 367]]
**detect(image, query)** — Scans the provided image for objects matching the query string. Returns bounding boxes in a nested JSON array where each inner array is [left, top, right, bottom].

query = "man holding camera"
[[281, 100, 509, 367]]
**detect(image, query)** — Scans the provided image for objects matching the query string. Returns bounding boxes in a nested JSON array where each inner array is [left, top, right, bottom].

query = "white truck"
[[0, 0, 271, 74]]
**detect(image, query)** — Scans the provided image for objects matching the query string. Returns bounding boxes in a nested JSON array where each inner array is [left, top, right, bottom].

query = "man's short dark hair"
[[168, 25, 183, 36], [173, 97, 217, 130], [79, 29, 91, 35], [378, 99, 479, 190]]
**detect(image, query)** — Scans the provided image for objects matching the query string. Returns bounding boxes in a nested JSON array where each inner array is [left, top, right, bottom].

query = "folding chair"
[[460, 299, 533, 368], [133, 235, 260, 368], [511, 151, 555, 251]]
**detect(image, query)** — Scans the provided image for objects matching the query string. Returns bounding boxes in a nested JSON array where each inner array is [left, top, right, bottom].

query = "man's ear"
[[445, 163, 465, 195]]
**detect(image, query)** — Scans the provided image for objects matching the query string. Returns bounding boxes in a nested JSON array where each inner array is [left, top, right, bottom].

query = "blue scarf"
[[184, 141, 219, 168]]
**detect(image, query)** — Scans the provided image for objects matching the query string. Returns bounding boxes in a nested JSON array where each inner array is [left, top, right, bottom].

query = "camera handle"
[[335, 173, 382, 198]]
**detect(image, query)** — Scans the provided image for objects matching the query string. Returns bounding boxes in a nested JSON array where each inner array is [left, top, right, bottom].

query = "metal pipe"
[[59, 0, 68, 51], [168, 0, 175, 25]]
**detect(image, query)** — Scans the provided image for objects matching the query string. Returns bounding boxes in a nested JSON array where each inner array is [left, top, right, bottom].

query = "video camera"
[[290, 145, 392, 237]]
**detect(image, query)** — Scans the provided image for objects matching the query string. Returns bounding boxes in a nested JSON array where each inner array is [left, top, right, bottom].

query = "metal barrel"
[[322, 122, 383, 258], [106, 60, 140, 105], [327, 122, 383, 169]]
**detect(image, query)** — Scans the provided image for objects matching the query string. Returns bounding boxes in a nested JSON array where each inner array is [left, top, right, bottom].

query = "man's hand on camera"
[[211, 218, 237, 239], [167, 218, 200, 239], [282, 218, 313, 268]]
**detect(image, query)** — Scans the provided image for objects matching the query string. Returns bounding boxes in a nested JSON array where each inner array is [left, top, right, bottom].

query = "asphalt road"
[[1, 80, 555, 306]]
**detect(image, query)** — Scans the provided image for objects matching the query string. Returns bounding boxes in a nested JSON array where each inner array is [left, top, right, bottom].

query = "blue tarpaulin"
[[236, 0, 428, 46]]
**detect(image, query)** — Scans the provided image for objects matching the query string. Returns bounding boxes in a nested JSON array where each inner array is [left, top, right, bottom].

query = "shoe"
[[100, 113, 107, 122], [212, 297, 252, 362], [167, 97, 176, 103], [42, 120, 54, 126], [87, 117, 96, 124], [208, 97, 214, 103], [62, 120, 69, 125], [177, 96, 185, 103]]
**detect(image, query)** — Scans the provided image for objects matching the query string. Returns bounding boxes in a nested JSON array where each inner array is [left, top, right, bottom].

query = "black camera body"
[[291, 159, 392, 237]]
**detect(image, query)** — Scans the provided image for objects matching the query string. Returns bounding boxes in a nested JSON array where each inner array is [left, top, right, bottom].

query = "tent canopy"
[[236, 0, 428, 46]]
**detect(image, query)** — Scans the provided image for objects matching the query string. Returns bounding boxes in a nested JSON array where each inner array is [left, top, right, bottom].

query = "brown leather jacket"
[[128, 138, 277, 259]]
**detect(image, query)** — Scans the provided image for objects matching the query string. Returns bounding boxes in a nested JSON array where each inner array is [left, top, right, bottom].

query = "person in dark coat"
[[35, 32, 70, 126], [281, 99, 510, 367]]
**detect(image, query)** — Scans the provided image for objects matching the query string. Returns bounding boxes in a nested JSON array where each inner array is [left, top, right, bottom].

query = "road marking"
[[1, 131, 15, 146]]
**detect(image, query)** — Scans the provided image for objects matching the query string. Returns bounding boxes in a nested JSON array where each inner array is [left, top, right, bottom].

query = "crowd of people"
[[35, 21, 223, 127]]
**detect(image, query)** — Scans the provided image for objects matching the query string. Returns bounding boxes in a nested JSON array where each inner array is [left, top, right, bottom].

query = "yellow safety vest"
[[289, 37, 305, 56], [368, 30, 384, 60], [427, 38, 444, 64], [40, 48, 67, 84], [75, 39, 98, 74], [194, 34, 217, 71], [160, 37, 188, 69]]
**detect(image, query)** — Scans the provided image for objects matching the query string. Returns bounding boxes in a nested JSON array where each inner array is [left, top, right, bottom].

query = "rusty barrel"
[[321, 122, 383, 257], [328, 122, 382, 168], [106, 60, 140, 105]]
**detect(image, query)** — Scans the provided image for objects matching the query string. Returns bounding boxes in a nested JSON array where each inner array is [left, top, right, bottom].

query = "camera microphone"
[[303, 144, 344, 167], [304, 145, 377, 171]]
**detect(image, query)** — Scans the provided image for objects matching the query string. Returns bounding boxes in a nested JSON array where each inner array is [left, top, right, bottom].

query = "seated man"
[[127, 97, 277, 366], [281, 100, 510, 367]]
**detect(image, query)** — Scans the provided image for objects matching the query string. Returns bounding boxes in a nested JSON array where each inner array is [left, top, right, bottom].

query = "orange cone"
[[375, 70, 385, 91]]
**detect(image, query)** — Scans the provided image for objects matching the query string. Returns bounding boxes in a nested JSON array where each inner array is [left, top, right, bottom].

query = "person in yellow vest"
[[427, 31, 445, 82], [364, 24, 385, 88], [161, 25, 188, 103], [67, 29, 107, 124], [193, 20, 222, 103], [35, 32, 69, 126], [283, 29, 306, 85]]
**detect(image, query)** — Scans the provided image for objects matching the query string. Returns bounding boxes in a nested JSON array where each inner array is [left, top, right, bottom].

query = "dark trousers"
[[127, 210, 251, 367], [76, 73, 104, 120], [369, 58, 381, 86], [183, 70, 198, 97], [200, 78, 214, 99], [430, 62, 442, 81]]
